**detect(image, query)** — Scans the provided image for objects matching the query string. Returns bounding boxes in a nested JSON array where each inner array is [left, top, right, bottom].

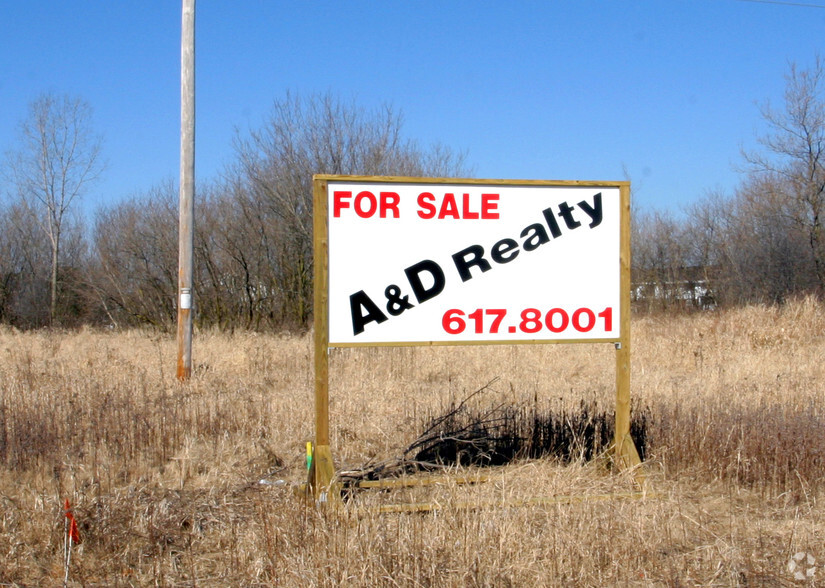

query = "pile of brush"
[[338, 379, 650, 487]]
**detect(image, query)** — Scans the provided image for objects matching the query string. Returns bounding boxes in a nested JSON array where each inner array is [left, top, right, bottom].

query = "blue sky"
[[2, 1, 824, 215]]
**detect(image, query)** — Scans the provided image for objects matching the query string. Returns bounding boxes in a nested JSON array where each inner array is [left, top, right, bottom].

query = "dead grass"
[[0, 298, 824, 585]]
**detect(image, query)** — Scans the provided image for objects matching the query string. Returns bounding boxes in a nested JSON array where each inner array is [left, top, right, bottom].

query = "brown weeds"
[[0, 298, 824, 585]]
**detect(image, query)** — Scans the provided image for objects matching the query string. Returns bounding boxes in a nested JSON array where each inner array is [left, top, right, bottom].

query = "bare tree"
[[81, 93, 469, 331], [90, 181, 178, 328], [722, 175, 812, 304], [4, 94, 104, 324], [0, 201, 51, 325], [631, 208, 694, 311], [744, 57, 825, 292], [231, 92, 470, 327]]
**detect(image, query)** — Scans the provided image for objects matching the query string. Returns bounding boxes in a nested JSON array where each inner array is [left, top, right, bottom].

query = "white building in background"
[[632, 279, 717, 311]]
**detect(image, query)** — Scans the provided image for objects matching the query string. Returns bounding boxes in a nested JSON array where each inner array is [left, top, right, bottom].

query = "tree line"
[[633, 58, 825, 311], [2, 60, 824, 330], [0, 93, 469, 329]]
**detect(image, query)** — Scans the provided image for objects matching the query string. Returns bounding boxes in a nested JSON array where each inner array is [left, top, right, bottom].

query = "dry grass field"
[[1, 298, 825, 586]]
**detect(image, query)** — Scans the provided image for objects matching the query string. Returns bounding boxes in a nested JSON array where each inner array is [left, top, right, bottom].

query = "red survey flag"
[[64, 498, 81, 545]]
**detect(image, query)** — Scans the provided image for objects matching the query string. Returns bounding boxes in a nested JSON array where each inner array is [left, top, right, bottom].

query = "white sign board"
[[323, 179, 623, 346]]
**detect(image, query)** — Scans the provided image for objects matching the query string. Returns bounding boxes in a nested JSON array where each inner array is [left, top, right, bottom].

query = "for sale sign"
[[315, 177, 628, 346]]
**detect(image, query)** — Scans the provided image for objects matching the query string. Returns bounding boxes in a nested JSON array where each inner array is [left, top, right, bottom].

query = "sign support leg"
[[614, 182, 643, 482], [311, 327, 334, 499], [614, 341, 641, 470], [311, 178, 336, 502]]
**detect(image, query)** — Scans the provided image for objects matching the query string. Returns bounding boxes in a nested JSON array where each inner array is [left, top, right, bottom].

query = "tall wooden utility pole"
[[177, 0, 195, 381]]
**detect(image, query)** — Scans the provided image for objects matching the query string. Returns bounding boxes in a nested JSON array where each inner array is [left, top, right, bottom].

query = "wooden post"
[[177, 0, 195, 381], [615, 183, 641, 470], [311, 178, 335, 500]]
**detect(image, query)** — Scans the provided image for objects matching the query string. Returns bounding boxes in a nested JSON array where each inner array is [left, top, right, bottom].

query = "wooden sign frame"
[[310, 175, 639, 500]]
